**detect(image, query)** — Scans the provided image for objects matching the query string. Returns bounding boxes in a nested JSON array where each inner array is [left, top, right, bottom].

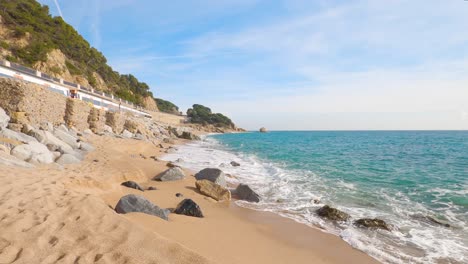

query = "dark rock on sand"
[[166, 162, 179, 168], [230, 161, 240, 167], [121, 181, 144, 191], [354, 218, 391, 231], [174, 199, 204, 218], [176, 193, 183, 197], [195, 168, 227, 187], [115, 194, 170, 220], [235, 184, 260, 203], [316, 205, 350, 221], [147, 186, 158, 191], [153, 167, 185, 181]]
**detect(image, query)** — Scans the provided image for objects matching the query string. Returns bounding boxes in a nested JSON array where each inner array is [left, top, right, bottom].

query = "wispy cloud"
[[52, 0, 63, 18]]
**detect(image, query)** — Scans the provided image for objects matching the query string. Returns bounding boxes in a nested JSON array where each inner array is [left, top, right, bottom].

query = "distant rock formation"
[[259, 127, 267, 133]]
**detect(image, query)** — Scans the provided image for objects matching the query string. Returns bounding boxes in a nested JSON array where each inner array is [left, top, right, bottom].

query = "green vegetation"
[[155, 98, 179, 114], [0, 0, 152, 105], [187, 104, 234, 128]]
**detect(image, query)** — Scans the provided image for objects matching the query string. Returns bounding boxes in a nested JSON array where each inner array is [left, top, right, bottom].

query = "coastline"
[[0, 132, 378, 263]]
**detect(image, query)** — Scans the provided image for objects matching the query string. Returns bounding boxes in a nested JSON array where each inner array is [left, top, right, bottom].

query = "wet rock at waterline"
[[316, 205, 350, 221]]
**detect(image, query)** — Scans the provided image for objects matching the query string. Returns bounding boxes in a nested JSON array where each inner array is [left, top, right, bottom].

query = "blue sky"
[[38, 0, 468, 130]]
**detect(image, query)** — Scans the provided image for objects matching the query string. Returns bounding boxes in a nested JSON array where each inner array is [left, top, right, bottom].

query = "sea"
[[162, 131, 468, 264]]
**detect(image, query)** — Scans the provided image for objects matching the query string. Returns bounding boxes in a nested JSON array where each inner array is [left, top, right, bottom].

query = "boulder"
[[174, 199, 204, 218], [259, 127, 267, 133], [79, 142, 95, 152], [195, 168, 227, 187], [83, 129, 93, 135], [55, 153, 81, 165], [354, 218, 391, 231], [195, 180, 231, 201], [0, 107, 10, 129], [121, 181, 144, 191], [153, 167, 186, 181], [0, 155, 34, 168], [39, 122, 54, 132], [133, 133, 145, 140], [235, 184, 260, 203], [53, 129, 79, 148], [21, 124, 34, 134], [57, 124, 69, 132], [121, 129, 133, 138], [28, 129, 74, 154], [11, 142, 55, 164], [0, 128, 38, 143], [180, 131, 200, 140], [115, 194, 170, 220], [230, 161, 240, 167], [68, 127, 79, 137], [103, 125, 113, 134], [316, 205, 350, 221], [147, 186, 158, 191]]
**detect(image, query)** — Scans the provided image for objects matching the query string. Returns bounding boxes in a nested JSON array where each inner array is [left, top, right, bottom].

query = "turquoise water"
[[164, 131, 468, 263]]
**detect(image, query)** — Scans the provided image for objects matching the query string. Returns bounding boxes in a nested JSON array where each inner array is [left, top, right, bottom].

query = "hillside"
[[0, 0, 159, 109]]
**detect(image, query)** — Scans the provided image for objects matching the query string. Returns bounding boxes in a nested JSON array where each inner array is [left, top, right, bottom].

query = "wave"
[[162, 136, 468, 264]]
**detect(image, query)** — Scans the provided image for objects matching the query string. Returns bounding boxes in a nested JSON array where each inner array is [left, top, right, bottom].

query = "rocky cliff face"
[[142, 96, 159, 112]]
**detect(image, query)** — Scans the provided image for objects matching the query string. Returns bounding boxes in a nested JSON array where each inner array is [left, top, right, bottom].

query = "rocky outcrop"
[[235, 184, 260, 203], [0, 128, 37, 143], [354, 218, 391, 231], [121, 181, 144, 191], [179, 131, 200, 140], [174, 199, 204, 218], [230, 161, 240, 167], [259, 127, 267, 133], [316, 205, 350, 221], [28, 129, 74, 154], [195, 180, 231, 201], [115, 194, 170, 220], [195, 168, 227, 187], [53, 128, 79, 149], [142, 96, 158, 112], [153, 167, 186, 181]]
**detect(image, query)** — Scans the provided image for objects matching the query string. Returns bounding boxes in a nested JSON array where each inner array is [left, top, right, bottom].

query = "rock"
[[53, 128, 79, 148], [175, 193, 183, 197], [0, 145, 9, 153], [150, 156, 158, 161], [28, 129, 74, 154], [158, 144, 164, 148], [0, 155, 34, 168], [259, 127, 267, 133], [195, 180, 231, 201], [411, 214, 450, 228], [7, 123, 23, 133], [79, 142, 95, 152], [55, 153, 81, 165], [354, 218, 391, 231], [0, 128, 38, 143], [230, 161, 240, 167], [114, 194, 170, 220], [121, 129, 133, 138], [121, 181, 144, 191], [133, 133, 145, 140], [313, 199, 320, 204], [52, 151, 61, 159], [0, 107, 10, 129], [180, 131, 201, 140], [426, 216, 450, 228], [83, 129, 93, 135], [39, 122, 54, 131], [21, 124, 34, 134], [235, 184, 260, 203], [316, 205, 350, 221], [147, 186, 157, 191], [103, 125, 113, 134], [57, 124, 69, 132], [153, 167, 186, 181], [195, 168, 227, 187], [166, 162, 179, 168], [176, 158, 184, 163], [11, 142, 55, 164], [68, 127, 79, 137], [174, 199, 204, 218]]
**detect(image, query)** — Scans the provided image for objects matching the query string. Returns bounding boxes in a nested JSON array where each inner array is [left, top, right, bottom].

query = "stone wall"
[[0, 78, 66, 127], [105, 112, 126, 134], [64, 98, 92, 131]]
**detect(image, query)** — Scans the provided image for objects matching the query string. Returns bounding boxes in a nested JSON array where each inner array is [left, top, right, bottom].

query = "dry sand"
[[0, 134, 379, 264]]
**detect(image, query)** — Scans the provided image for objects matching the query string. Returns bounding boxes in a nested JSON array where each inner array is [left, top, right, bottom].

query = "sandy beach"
[[0, 133, 378, 264]]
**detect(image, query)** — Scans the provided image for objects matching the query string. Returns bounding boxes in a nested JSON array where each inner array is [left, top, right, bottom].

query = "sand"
[[0, 134, 379, 264]]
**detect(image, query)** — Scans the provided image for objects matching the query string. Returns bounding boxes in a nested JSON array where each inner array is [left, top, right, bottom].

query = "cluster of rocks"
[[0, 107, 94, 167], [115, 165, 262, 221], [315, 205, 391, 231]]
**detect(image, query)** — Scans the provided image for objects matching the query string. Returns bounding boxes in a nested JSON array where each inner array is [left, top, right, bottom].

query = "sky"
[[37, 0, 468, 130]]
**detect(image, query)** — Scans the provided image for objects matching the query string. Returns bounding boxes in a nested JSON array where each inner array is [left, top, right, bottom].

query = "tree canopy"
[[187, 104, 234, 128]]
